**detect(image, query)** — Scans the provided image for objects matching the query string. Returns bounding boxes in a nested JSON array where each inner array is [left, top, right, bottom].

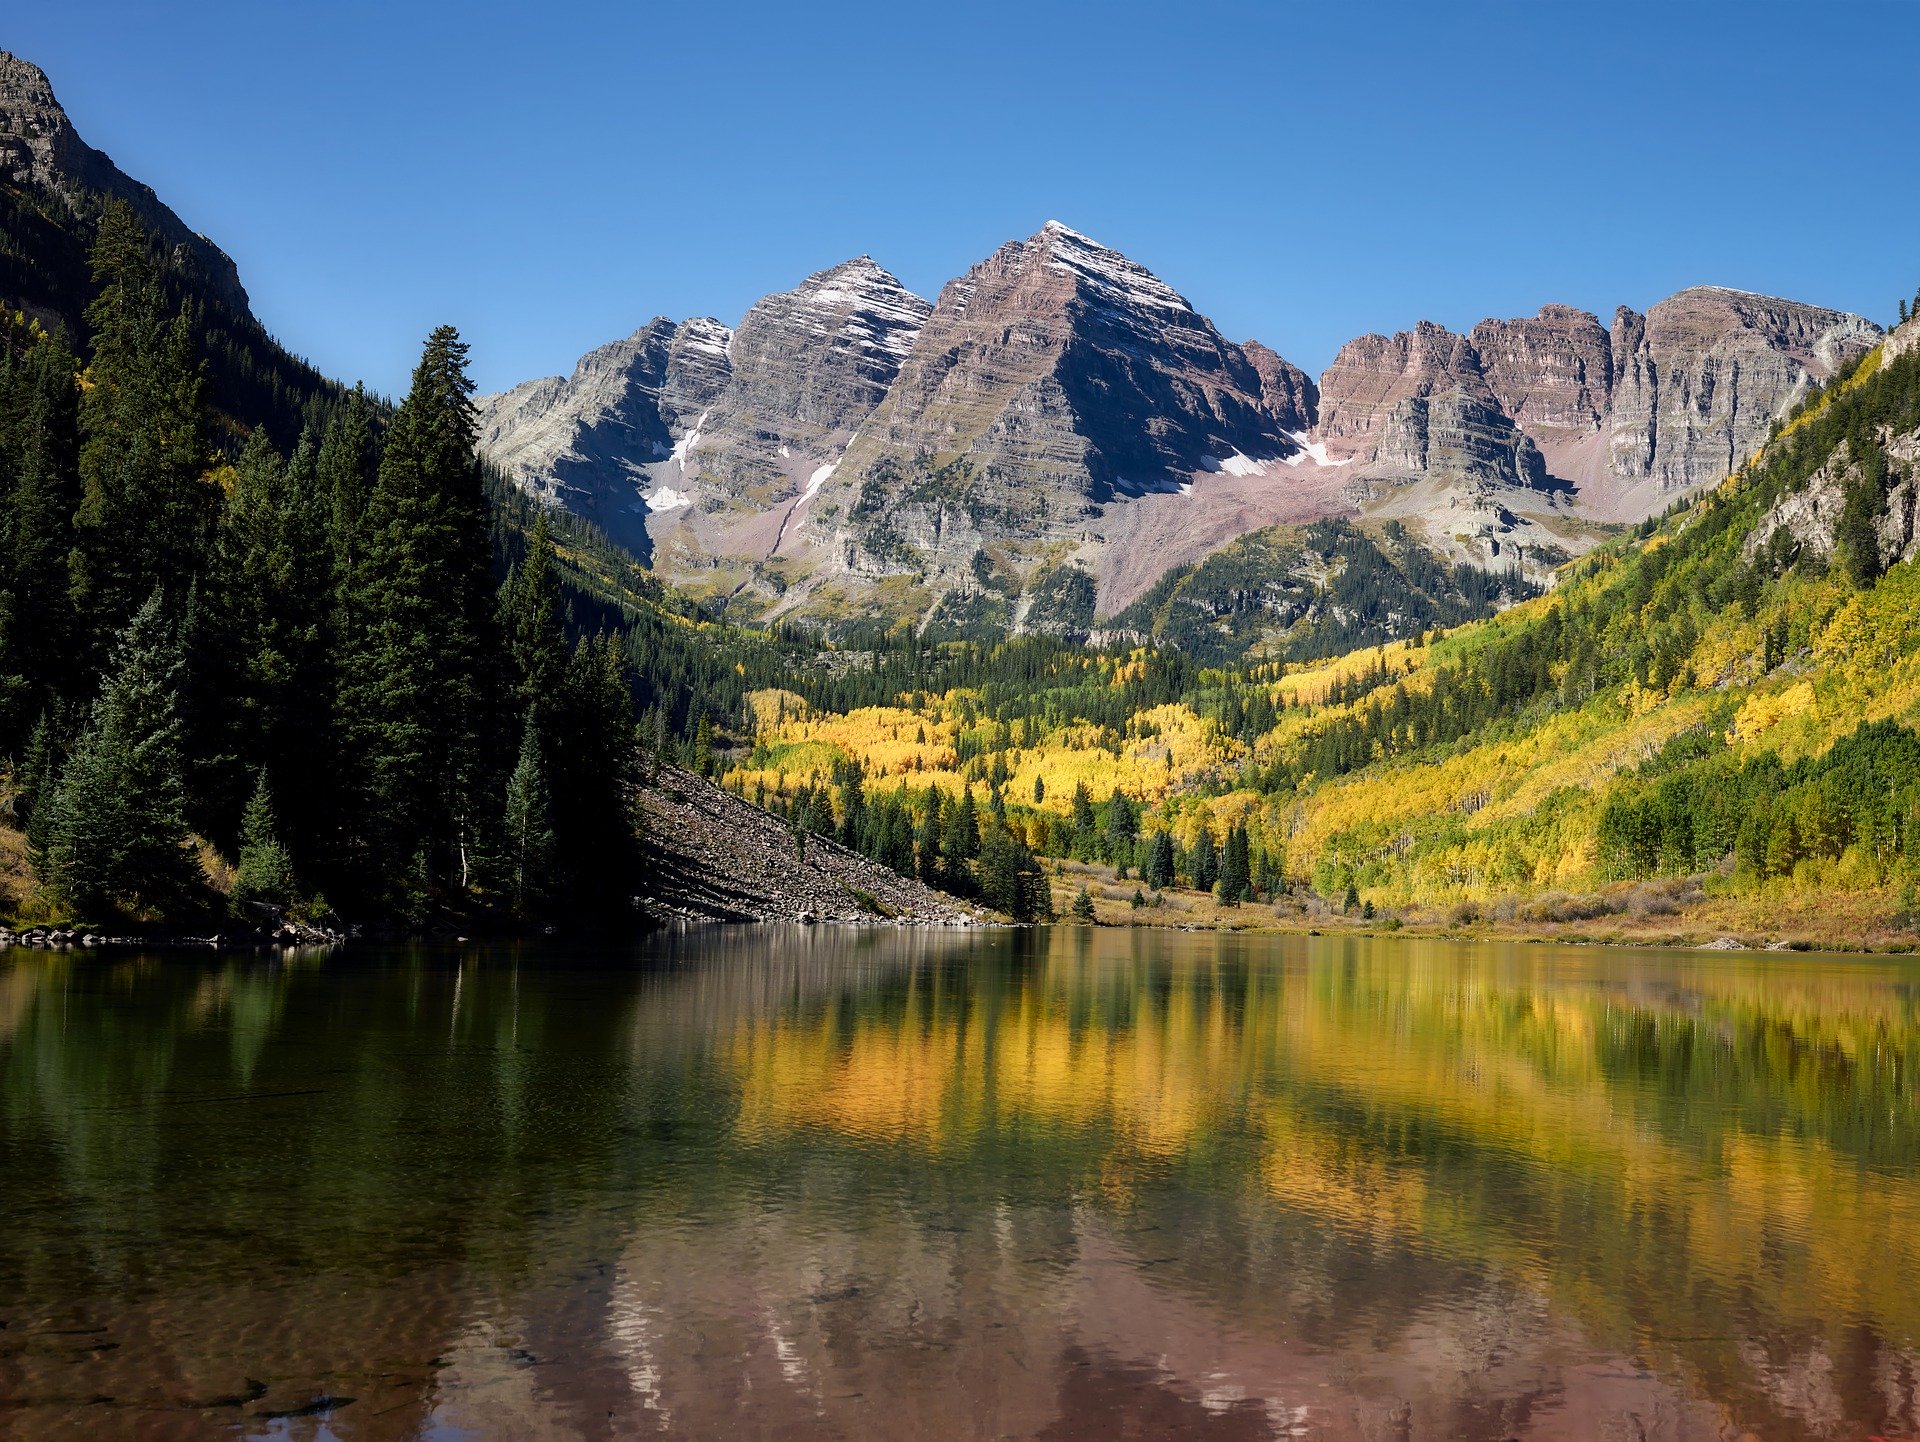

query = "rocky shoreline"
[[0, 919, 347, 951]]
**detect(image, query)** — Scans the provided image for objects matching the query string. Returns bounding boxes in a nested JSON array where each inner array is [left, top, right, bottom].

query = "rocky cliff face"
[[1605, 287, 1880, 493], [687, 256, 930, 504], [807, 222, 1328, 603], [1242, 340, 1319, 435], [0, 51, 249, 315], [1314, 291, 1880, 567], [475, 260, 930, 567], [1315, 322, 1545, 492], [481, 220, 1881, 626], [1320, 292, 1878, 501], [476, 316, 731, 557]]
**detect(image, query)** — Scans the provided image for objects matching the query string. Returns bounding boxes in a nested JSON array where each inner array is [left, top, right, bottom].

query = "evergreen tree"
[[978, 820, 1048, 920], [1216, 823, 1251, 906], [693, 713, 715, 778], [1071, 884, 1095, 921], [548, 635, 641, 915], [1190, 827, 1219, 893], [838, 762, 866, 848], [1105, 789, 1138, 862], [71, 203, 212, 647], [318, 382, 378, 593], [917, 786, 945, 883], [15, 707, 62, 846], [1144, 830, 1175, 890], [206, 429, 333, 850], [232, 770, 294, 906], [502, 712, 557, 916], [942, 786, 981, 887], [1069, 781, 1097, 858], [1253, 844, 1282, 899], [336, 326, 500, 901], [38, 591, 193, 914], [502, 508, 567, 716]]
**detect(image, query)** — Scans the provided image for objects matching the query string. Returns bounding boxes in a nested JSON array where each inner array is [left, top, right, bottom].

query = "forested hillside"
[[717, 307, 1920, 944], [0, 204, 653, 927]]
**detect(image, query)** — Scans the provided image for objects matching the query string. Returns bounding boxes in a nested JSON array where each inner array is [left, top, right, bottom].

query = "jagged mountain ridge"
[[477, 257, 930, 569], [483, 222, 1878, 635]]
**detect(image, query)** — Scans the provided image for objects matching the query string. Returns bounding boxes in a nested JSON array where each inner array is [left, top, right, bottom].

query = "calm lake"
[[2, 928, 1917, 1440]]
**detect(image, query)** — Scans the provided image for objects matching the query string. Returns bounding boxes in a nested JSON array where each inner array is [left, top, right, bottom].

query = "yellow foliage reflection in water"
[[728, 932, 1920, 1357]]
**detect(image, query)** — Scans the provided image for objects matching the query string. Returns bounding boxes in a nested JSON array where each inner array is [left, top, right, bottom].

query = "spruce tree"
[[206, 430, 333, 850], [917, 786, 945, 883], [336, 326, 500, 901], [16, 707, 61, 844], [548, 634, 640, 913], [1071, 885, 1095, 921], [1105, 789, 1138, 862], [318, 383, 378, 593], [502, 712, 557, 917], [39, 591, 193, 915], [502, 508, 566, 716], [1070, 781, 1097, 858], [233, 770, 294, 906], [979, 821, 1048, 920], [943, 787, 981, 886], [1144, 830, 1175, 890], [1190, 827, 1219, 893], [1216, 823, 1251, 906]]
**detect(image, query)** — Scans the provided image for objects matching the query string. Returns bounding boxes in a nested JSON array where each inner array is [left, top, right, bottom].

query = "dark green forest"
[[1, 203, 640, 926]]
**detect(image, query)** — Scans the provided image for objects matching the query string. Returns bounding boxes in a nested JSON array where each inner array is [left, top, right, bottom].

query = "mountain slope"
[[482, 223, 1877, 643], [0, 52, 333, 445], [476, 256, 936, 593]]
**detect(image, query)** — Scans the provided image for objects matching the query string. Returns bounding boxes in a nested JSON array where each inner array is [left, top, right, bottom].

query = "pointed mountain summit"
[[831, 220, 1297, 510], [475, 258, 931, 565]]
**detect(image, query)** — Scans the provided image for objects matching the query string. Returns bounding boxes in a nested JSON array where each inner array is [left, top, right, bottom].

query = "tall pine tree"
[[38, 590, 193, 915], [336, 326, 500, 901]]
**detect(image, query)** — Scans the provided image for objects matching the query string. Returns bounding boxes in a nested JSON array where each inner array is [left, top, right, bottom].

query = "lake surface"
[[2, 928, 1918, 1440]]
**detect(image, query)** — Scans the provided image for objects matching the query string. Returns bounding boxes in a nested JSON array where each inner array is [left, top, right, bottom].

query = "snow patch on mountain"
[[798, 460, 837, 506], [1203, 452, 1270, 478], [670, 410, 709, 467], [1281, 432, 1351, 468]]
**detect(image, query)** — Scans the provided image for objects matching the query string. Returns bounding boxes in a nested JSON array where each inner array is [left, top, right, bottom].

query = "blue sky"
[[12, 1, 1920, 397]]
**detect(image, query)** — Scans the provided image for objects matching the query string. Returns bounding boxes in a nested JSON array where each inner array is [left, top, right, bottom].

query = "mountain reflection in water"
[[1, 927, 1917, 1440]]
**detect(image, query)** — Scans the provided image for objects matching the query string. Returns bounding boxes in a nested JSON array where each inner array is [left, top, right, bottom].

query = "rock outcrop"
[[1242, 340, 1320, 435], [476, 316, 732, 557], [1606, 287, 1880, 494], [1320, 292, 1878, 508], [0, 50, 249, 315], [475, 260, 929, 567]]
